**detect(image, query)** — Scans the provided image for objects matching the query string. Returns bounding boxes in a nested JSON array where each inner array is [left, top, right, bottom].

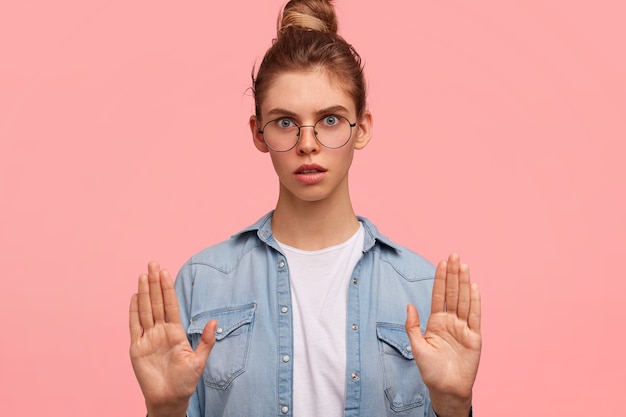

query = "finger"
[[160, 268, 182, 324], [137, 273, 154, 329], [194, 319, 218, 365], [431, 260, 446, 314], [445, 253, 460, 313], [468, 282, 481, 333], [457, 263, 471, 322], [148, 261, 166, 323], [405, 304, 427, 352], [129, 294, 143, 342]]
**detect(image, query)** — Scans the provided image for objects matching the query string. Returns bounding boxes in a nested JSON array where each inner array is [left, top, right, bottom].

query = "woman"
[[129, 1, 481, 416]]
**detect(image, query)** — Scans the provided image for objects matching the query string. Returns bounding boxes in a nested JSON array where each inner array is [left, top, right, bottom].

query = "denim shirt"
[[175, 212, 438, 417]]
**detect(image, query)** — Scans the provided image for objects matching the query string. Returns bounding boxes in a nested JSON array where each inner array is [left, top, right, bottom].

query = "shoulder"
[[181, 212, 274, 276], [381, 243, 436, 282], [359, 216, 435, 282], [185, 232, 264, 273]]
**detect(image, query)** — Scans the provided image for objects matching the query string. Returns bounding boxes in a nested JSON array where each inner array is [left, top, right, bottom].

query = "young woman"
[[129, 1, 482, 416]]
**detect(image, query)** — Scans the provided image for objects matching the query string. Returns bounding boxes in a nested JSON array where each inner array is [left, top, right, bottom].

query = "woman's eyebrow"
[[316, 105, 350, 116], [267, 108, 298, 117], [266, 105, 350, 118]]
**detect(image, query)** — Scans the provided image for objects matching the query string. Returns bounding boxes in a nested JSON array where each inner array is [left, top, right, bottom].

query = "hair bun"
[[278, 0, 338, 35]]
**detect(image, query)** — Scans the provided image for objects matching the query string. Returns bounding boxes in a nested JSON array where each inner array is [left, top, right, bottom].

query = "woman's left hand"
[[405, 253, 482, 417]]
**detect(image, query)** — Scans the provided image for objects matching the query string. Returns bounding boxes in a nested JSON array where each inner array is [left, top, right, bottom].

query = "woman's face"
[[250, 69, 372, 205]]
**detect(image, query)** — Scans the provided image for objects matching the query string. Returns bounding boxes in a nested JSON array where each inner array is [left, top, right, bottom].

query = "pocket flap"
[[189, 303, 256, 341], [376, 322, 414, 360]]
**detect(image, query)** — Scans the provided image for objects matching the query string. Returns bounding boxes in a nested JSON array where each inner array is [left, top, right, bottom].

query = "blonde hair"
[[252, 0, 366, 120], [278, 0, 337, 34]]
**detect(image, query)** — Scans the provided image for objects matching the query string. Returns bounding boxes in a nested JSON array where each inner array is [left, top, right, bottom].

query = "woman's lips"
[[294, 164, 327, 184]]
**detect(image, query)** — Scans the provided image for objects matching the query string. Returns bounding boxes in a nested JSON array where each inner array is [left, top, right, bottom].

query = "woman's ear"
[[250, 115, 269, 153], [354, 110, 373, 150]]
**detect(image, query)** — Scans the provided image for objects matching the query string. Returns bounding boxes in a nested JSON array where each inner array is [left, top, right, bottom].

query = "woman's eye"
[[322, 115, 339, 126], [277, 118, 295, 128]]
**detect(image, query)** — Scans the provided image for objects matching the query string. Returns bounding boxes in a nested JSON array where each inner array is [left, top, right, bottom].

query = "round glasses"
[[258, 115, 357, 152]]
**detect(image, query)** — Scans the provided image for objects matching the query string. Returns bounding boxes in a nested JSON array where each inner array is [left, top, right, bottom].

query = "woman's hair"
[[252, 0, 367, 121]]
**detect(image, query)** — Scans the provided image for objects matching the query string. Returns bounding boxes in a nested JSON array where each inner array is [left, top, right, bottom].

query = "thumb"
[[195, 319, 218, 363], [405, 304, 425, 349]]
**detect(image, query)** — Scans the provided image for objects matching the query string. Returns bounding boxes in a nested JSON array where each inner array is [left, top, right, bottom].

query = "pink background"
[[1, 0, 624, 415]]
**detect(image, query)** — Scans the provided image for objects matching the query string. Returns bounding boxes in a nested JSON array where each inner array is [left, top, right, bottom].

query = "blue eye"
[[277, 118, 295, 128], [322, 115, 339, 126]]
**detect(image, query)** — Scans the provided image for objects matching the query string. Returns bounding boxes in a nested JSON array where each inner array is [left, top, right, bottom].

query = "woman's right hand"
[[129, 261, 217, 417]]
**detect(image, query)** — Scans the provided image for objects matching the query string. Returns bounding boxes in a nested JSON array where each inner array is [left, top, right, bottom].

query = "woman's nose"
[[296, 125, 320, 154]]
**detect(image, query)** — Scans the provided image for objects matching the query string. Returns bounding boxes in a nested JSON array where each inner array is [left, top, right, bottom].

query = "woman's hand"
[[405, 253, 482, 417], [129, 261, 217, 417]]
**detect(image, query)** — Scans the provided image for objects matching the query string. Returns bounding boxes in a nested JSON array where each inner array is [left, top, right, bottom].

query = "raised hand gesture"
[[129, 261, 217, 417], [405, 254, 482, 417]]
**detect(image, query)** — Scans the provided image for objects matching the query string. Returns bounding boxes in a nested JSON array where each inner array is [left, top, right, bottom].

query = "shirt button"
[[216, 327, 223, 334], [282, 355, 290, 363], [281, 405, 289, 414], [351, 372, 359, 381], [281, 306, 289, 313], [278, 261, 285, 269], [352, 277, 358, 284], [352, 324, 359, 331], [406, 345, 412, 352], [263, 230, 269, 237]]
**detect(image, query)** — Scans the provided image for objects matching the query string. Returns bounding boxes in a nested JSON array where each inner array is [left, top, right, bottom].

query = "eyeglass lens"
[[261, 115, 353, 151]]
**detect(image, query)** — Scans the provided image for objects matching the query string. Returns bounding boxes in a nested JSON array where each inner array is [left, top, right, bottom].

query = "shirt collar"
[[231, 211, 401, 253]]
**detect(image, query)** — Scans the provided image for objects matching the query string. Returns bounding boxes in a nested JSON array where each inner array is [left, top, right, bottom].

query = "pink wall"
[[1, 1, 624, 415]]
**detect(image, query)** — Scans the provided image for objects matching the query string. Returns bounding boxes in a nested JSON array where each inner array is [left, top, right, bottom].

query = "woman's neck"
[[271, 189, 360, 251]]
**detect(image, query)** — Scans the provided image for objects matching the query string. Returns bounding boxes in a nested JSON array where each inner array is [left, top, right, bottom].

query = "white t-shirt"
[[276, 223, 365, 417]]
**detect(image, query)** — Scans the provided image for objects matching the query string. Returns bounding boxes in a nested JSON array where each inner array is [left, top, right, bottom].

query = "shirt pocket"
[[188, 303, 256, 390], [376, 322, 427, 414]]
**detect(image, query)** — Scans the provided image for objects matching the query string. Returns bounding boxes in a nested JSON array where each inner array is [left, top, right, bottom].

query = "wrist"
[[430, 393, 472, 417], [433, 407, 474, 417], [146, 401, 188, 417]]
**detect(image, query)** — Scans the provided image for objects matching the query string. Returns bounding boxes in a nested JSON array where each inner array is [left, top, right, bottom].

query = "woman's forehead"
[[260, 70, 357, 116]]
